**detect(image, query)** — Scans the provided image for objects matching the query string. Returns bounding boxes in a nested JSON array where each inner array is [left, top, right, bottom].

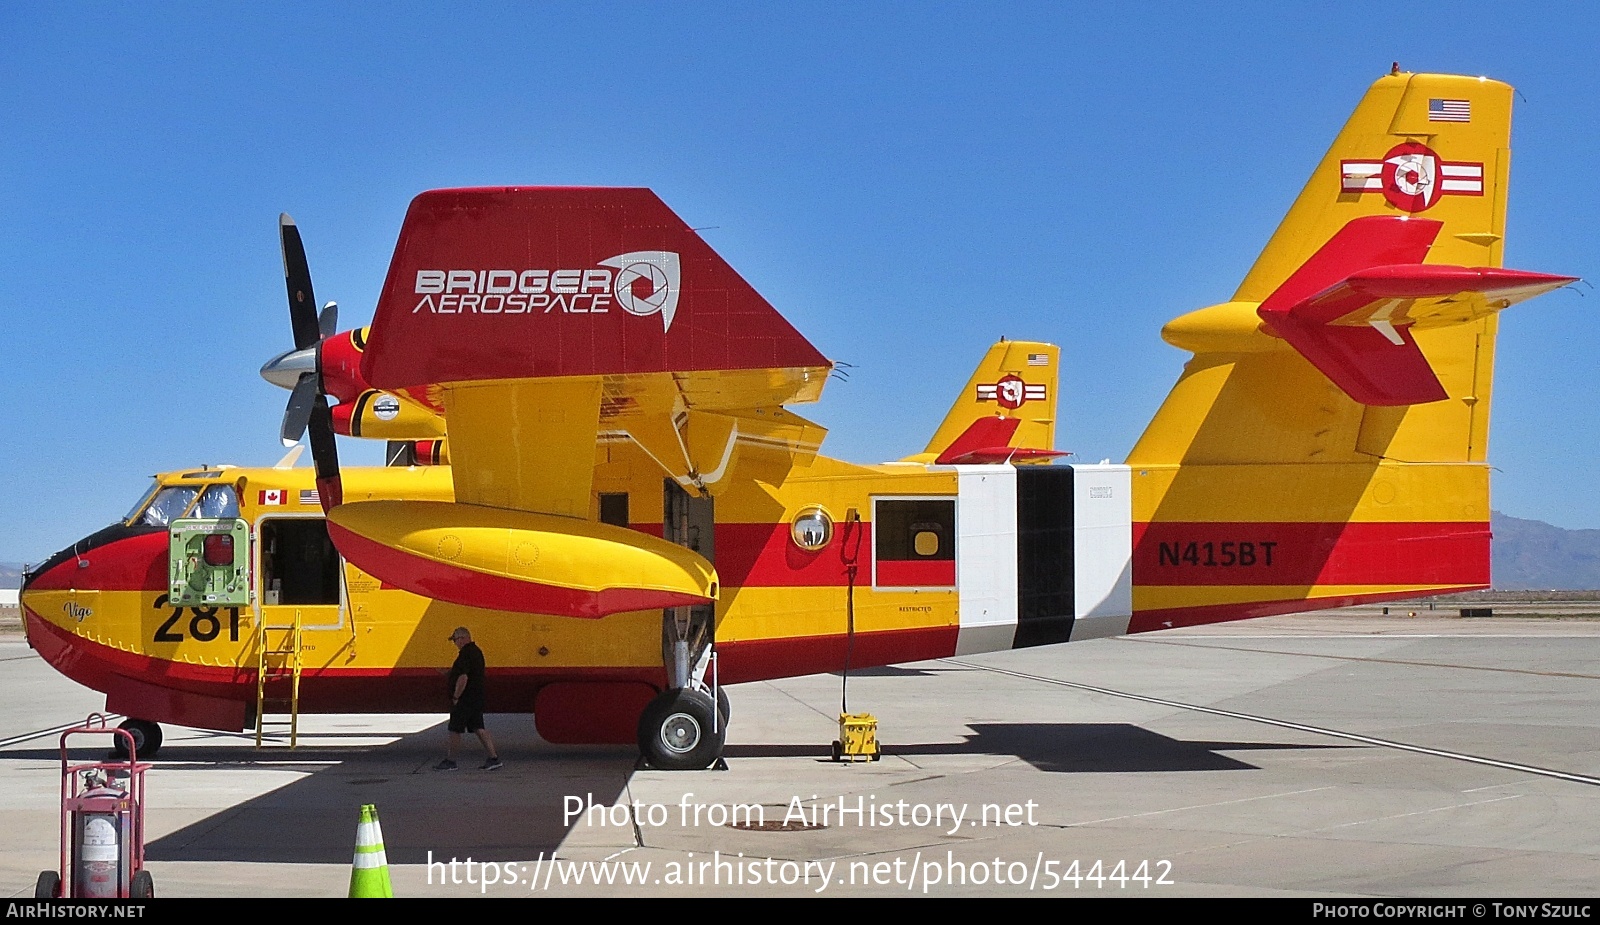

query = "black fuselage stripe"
[[1014, 467, 1076, 648]]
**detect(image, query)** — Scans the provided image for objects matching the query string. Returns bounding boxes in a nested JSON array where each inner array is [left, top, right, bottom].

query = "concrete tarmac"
[[3, 612, 1599, 898]]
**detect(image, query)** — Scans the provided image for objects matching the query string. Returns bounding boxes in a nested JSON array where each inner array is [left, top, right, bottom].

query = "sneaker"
[[434, 759, 458, 771], [481, 756, 503, 771]]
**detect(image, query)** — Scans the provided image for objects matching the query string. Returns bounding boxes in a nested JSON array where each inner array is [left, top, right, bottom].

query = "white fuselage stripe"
[[953, 466, 1018, 655]]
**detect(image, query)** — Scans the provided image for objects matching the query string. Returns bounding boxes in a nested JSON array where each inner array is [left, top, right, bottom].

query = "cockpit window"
[[194, 484, 240, 519], [123, 481, 162, 524], [138, 486, 199, 526]]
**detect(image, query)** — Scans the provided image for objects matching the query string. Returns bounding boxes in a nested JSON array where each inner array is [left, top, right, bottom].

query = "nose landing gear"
[[111, 720, 162, 760]]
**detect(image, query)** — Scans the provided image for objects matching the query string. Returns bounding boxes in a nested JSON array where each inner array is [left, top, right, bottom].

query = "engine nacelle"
[[331, 390, 447, 440]]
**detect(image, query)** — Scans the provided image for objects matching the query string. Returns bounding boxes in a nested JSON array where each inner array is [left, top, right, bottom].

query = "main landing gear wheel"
[[113, 719, 162, 759], [34, 870, 60, 899], [638, 688, 725, 770], [130, 870, 155, 898]]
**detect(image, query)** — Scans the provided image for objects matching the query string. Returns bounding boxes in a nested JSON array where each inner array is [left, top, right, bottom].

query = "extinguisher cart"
[[36, 714, 154, 899]]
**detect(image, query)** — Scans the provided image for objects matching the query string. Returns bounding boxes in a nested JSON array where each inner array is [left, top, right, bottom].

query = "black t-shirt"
[[448, 641, 487, 709]]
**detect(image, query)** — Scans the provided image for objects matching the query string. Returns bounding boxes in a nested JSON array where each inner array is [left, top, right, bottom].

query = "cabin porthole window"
[[790, 506, 834, 551]]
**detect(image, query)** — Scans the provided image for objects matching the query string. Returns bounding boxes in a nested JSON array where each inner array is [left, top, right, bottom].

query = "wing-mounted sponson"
[[325, 502, 717, 617]]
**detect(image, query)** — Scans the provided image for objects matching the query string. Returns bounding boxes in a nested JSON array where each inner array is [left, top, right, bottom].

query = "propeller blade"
[[318, 301, 339, 340], [280, 372, 318, 447], [307, 393, 343, 511], [280, 214, 322, 351]]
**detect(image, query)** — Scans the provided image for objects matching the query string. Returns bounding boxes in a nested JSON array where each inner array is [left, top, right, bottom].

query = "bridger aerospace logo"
[[411, 251, 682, 333]]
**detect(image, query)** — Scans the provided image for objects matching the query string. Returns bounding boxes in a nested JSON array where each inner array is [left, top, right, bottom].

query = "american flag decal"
[[300, 489, 320, 506], [1428, 98, 1471, 123], [1027, 353, 1049, 366]]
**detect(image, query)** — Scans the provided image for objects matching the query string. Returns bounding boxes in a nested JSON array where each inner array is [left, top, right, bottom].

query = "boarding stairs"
[[254, 612, 304, 748]]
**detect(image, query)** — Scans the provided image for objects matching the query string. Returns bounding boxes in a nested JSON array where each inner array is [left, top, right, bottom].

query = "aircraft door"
[[169, 519, 250, 607], [662, 480, 715, 689], [256, 517, 345, 631], [168, 485, 250, 607]]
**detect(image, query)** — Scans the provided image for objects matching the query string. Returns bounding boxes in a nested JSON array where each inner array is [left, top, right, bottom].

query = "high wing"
[[324, 187, 833, 617]]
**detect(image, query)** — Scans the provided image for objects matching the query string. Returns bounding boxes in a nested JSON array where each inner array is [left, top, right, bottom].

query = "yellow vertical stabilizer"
[[1122, 71, 1574, 627], [906, 340, 1059, 465], [1132, 71, 1517, 472]]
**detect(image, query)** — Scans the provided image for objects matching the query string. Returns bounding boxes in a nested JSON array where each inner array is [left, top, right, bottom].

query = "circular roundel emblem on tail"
[[995, 374, 1026, 410], [1382, 142, 1442, 213]]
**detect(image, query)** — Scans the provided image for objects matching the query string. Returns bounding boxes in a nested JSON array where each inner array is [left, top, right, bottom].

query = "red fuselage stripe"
[[24, 608, 956, 722], [1131, 521, 1489, 587]]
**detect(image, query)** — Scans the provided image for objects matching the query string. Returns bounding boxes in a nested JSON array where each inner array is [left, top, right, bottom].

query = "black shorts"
[[448, 703, 485, 734]]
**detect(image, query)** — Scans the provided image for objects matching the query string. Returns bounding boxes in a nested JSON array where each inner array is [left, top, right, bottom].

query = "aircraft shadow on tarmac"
[[7, 720, 1350, 865], [725, 722, 1353, 773], [124, 716, 640, 865]]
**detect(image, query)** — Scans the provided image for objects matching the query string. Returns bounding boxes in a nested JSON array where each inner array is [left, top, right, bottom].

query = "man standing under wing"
[[436, 627, 503, 771]]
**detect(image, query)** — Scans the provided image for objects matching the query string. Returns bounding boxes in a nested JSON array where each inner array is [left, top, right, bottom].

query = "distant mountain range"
[[1489, 511, 1600, 591], [2, 511, 1596, 591]]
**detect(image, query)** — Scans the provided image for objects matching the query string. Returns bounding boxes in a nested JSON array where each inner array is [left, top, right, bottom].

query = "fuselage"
[[21, 434, 1487, 736]]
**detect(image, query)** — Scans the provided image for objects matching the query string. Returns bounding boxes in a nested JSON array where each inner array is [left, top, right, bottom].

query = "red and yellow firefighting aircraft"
[[20, 71, 1576, 769]]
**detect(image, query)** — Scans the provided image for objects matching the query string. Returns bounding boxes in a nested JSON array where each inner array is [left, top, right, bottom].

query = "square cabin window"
[[873, 498, 955, 588]]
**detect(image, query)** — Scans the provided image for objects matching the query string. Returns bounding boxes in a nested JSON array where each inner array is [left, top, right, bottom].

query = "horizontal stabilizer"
[[1266, 315, 1445, 405], [934, 416, 1067, 465], [1259, 216, 1576, 406]]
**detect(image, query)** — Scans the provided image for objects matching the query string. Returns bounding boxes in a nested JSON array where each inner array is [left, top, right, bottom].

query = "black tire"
[[637, 688, 724, 770], [114, 719, 162, 759], [831, 740, 842, 762], [130, 870, 154, 899], [35, 870, 60, 899]]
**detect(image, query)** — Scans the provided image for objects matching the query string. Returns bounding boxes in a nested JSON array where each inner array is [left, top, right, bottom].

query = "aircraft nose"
[[23, 523, 169, 598]]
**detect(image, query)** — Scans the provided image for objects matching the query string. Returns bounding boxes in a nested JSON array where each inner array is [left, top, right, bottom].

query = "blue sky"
[[4, 3, 1598, 564]]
